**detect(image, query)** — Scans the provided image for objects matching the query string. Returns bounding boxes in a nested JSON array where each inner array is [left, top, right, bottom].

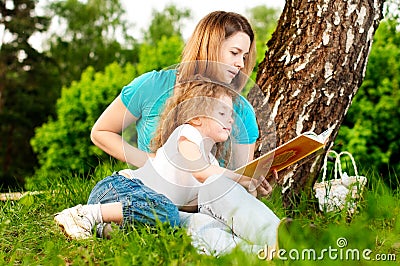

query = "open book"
[[234, 126, 334, 179]]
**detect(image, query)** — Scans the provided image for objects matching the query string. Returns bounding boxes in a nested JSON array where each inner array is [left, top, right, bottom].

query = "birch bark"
[[247, 0, 385, 209]]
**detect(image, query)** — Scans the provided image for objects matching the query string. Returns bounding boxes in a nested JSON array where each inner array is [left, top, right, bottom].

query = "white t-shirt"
[[120, 124, 219, 207]]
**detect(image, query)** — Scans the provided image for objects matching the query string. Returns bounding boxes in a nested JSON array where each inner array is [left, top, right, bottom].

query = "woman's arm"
[[90, 96, 152, 168], [230, 143, 255, 169]]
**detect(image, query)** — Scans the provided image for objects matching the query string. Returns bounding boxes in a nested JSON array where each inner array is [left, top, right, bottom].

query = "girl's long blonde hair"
[[151, 76, 236, 162], [177, 11, 256, 91]]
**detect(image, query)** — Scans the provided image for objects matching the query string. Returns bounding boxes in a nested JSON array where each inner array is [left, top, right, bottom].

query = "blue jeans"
[[87, 173, 180, 227]]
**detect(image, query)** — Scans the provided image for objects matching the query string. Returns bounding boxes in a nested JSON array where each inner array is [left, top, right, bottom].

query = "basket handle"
[[322, 150, 340, 182], [337, 151, 359, 177]]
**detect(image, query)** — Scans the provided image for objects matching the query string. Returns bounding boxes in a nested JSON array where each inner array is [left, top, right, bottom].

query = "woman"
[[91, 11, 258, 170], [89, 11, 280, 255]]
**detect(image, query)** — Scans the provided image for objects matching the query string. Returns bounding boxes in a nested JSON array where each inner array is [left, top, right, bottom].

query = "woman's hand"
[[236, 177, 258, 197], [254, 176, 273, 198], [254, 170, 278, 198]]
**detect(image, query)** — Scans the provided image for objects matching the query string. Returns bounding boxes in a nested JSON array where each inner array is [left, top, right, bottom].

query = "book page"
[[303, 125, 335, 143]]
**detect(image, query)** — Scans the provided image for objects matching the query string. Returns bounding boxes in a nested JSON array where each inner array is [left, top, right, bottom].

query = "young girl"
[[55, 78, 274, 239]]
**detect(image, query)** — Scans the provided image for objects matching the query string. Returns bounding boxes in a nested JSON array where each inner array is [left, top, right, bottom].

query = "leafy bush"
[[137, 35, 183, 74], [29, 63, 136, 187], [29, 32, 184, 188]]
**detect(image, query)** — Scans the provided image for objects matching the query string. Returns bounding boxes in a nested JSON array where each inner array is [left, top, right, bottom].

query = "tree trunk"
[[247, 0, 385, 210]]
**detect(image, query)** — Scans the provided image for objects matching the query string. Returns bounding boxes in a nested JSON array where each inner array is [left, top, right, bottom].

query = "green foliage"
[[0, 167, 398, 265], [247, 5, 280, 64], [136, 4, 188, 73], [137, 35, 184, 74], [0, 0, 61, 190], [143, 4, 191, 45], [29, 63, 136, 187], [337, 19, 400, 187], [242, 6, 280, 96], [29, 4, 188, 186], [45, 0, 138, 86]]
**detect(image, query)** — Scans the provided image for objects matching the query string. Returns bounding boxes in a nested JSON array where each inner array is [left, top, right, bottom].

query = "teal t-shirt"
[[120, 69, 259, 152]]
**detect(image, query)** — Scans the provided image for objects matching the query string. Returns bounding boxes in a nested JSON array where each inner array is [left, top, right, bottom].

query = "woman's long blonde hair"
[[177, 11, 256, 91], [151, 77, 236, 162]]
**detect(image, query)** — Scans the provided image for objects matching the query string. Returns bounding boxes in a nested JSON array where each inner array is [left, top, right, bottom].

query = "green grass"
[[1, 165, 399, 265]]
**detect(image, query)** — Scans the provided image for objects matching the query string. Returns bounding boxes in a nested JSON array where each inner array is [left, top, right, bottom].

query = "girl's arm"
[[193, 164, 258, 197], [178, 137, 260, 196], [91, 96, 153, 168]]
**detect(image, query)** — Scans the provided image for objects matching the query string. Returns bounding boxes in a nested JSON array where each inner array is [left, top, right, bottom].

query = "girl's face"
[[218, 31, 251, 84], [198, 94, 234, 143]]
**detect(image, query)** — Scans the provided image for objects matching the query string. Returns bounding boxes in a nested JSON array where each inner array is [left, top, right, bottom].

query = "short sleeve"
[[176, 124, 219, 166], [232, 95, 259, 144], [120, 71, 156, 118], [175, 124, 204, 148], [160, 124, 211, 172], [119, 70, 176, 152]]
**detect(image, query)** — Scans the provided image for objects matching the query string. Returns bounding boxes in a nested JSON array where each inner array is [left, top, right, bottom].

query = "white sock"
[[82, 203, 103, 224]]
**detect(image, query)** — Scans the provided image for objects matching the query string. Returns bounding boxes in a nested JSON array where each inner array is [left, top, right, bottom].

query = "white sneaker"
[[54, 204, 94, 240]]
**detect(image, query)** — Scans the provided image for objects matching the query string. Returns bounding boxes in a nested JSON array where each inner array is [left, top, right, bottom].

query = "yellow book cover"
[[234, 126, 334, 179]]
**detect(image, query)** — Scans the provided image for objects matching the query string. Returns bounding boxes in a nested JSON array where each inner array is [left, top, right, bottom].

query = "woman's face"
[[218, 31, 251, 84]]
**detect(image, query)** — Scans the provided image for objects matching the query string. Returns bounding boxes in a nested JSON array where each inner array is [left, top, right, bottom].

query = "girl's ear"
[[190, 117, 202, 126]]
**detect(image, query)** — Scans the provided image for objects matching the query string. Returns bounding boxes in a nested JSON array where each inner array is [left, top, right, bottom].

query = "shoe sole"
[[54, 212, 91, 240]]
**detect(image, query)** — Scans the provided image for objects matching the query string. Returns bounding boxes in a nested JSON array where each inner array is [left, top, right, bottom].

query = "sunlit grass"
[[0, 165, 398, 265]]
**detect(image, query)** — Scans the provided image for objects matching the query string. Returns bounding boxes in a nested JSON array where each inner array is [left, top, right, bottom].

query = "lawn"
[[1, 165, 398, 265]]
